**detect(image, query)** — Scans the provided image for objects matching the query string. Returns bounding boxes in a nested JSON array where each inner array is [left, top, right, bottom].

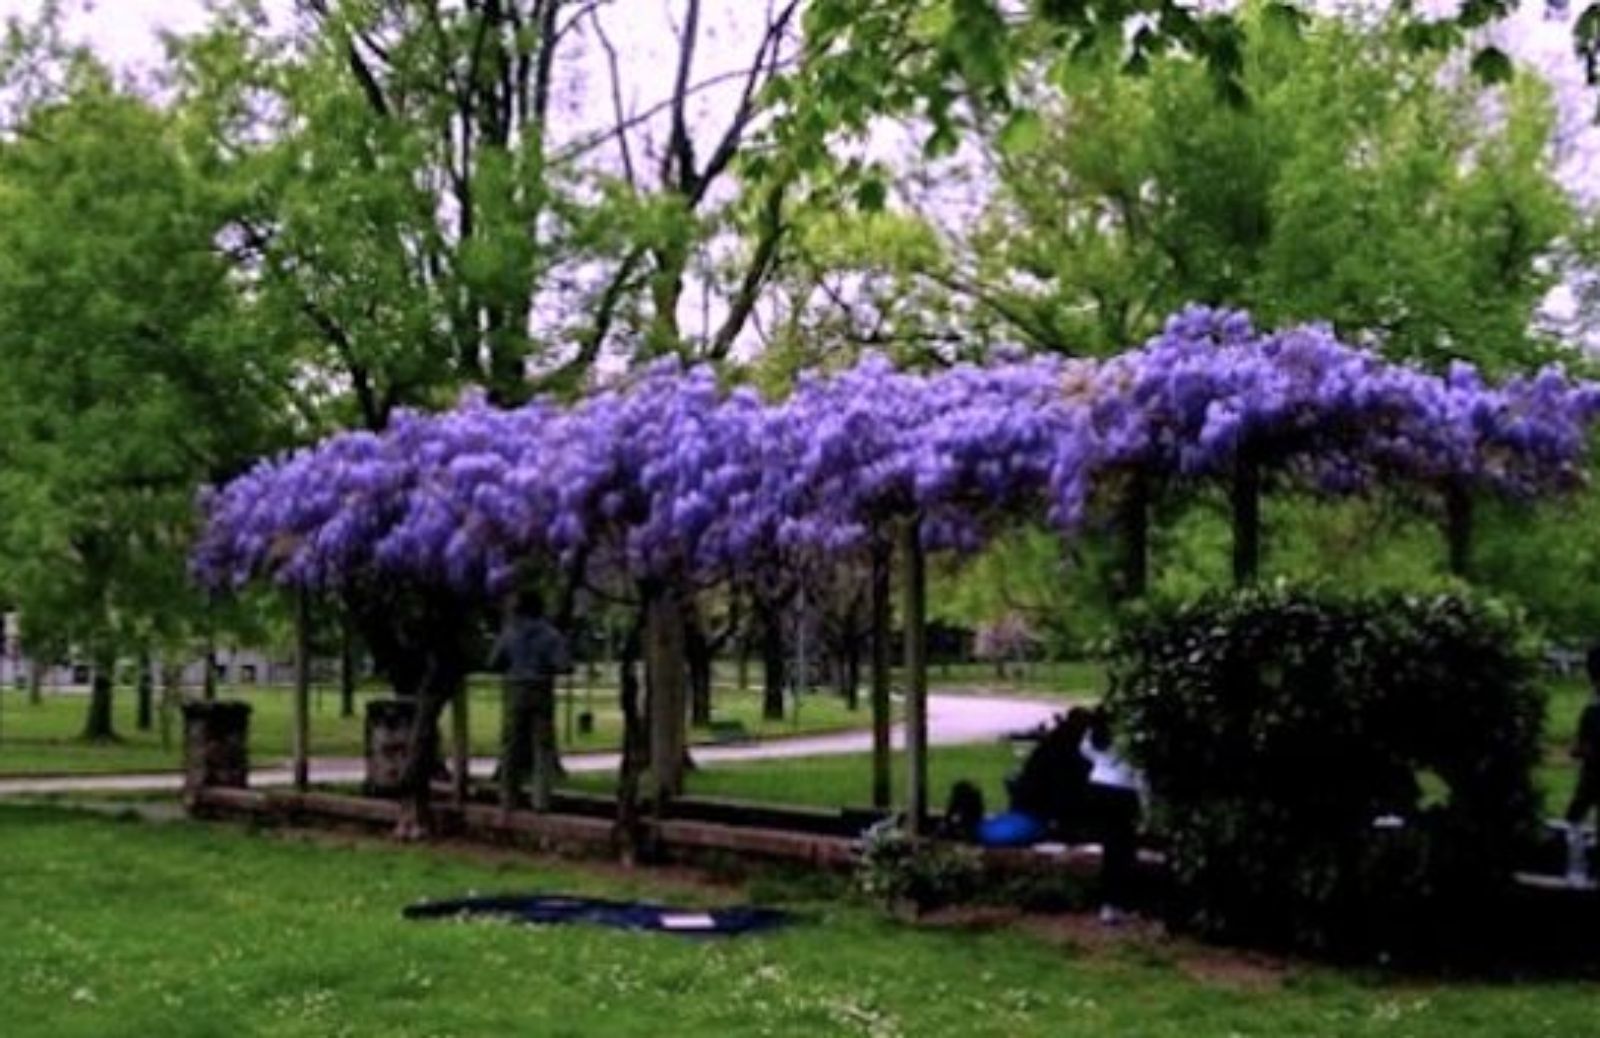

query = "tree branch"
[[690, 0, 798, 206], [589, 5, 637, 188], [664, 0, 702, 194], [708, 178, 788, 359], [554, 61, 797, 167], [298, 0, 391, 118]]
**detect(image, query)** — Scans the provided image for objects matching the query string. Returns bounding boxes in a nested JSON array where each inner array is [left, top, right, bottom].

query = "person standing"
[[1564, 646, 1600, 885], [1082, 710, 1144, 924], [490, 590, 571, 812]]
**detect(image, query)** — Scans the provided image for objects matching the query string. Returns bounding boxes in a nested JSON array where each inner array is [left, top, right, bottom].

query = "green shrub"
[[1108, 585, 1545, 959], [854, 820, 983, 912]]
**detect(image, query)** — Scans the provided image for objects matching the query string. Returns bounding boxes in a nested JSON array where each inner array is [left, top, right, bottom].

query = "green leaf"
[[923, 121, 960, 159], [1470, 46, 1514, 85], [854, 176, 889, 212], [1261, 2, 1308, 35], [997, 109, 1045, 156]]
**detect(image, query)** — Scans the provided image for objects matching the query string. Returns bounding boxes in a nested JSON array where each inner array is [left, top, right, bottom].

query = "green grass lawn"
[[928, 660, 1107, 698], [2, 803, 1598, 1038], [0, 679, 878, 778], [567, 742, 1024, 812], [569, 674, 1595, 821]]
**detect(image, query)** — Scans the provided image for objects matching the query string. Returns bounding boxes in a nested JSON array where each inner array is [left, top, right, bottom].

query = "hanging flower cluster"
[[194, 307, 1600, 600], [1048, 306, 1600, 515]]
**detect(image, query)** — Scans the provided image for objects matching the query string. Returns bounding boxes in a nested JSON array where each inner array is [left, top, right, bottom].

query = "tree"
[[172, 1, 809, 422], [789, 7, 1570, 374], [0, 58, 288, 739]]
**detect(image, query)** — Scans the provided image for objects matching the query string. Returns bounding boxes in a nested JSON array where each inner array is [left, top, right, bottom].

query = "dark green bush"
[[1108, 585, 1545, 960]]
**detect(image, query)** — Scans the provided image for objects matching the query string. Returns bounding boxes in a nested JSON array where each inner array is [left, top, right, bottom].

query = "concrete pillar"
[[182, 700, 253, 804], [364, 698, 416, 796]]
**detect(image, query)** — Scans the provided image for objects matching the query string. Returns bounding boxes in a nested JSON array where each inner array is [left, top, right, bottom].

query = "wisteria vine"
[[193, 307, 1600, 601]]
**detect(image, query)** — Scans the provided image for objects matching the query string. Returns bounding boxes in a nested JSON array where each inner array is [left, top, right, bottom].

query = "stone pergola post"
[[364, 698, 416, 796], [182, 700, 253, 805]]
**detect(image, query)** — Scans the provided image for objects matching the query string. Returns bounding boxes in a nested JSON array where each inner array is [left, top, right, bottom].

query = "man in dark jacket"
[[489, 590, 571, 811]]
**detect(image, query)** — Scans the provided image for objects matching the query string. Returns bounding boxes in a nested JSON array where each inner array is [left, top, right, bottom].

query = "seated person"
[[1006, 707, 1095, 839]]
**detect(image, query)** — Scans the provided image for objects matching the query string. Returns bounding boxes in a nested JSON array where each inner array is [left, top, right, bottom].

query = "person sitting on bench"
[[1006, 707, 1094, 838]]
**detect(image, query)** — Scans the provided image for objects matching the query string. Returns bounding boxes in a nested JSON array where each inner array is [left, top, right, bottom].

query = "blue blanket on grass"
[[403, 894, 793, 937]]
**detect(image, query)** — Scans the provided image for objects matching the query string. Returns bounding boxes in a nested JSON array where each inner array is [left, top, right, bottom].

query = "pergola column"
[[900, 516, 928, 835], [451, 684, 470, 808], [869, 530, 892, 809], [293, 588, 311, 792]]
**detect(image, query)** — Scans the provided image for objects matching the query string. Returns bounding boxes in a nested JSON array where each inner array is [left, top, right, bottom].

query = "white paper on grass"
[[658, 913, 717, 930]]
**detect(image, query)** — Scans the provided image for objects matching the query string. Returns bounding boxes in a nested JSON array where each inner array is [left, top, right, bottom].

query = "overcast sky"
[[5, 1, 1597, 185], [0, 0, 211, 68], [3, 0, 1598, 337]]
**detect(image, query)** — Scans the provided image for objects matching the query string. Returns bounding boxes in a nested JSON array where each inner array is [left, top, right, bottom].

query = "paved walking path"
[[0, 693, 1064, 798]]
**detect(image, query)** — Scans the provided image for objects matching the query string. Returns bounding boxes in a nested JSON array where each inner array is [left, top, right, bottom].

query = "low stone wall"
[[187, 785, 862, 868], [177, 692, 1119, 881]]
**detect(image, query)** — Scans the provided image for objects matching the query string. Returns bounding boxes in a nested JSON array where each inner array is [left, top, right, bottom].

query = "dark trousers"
[[1568, 767, 1600, 826], [1090, 784, 1141, 907], [501, 678, 556, 811]]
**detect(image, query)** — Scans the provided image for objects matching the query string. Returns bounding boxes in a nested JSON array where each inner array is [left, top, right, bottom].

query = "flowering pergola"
[[193, 307, 1600, 838]]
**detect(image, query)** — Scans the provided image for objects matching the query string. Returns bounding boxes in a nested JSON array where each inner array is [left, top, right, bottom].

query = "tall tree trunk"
[[615, 610, 648, 863], [760, 601, 786, 722], [159, 661, 182, 751], [396, 660, 459, 841], [1445, 481, 1474, 581], [901, 519, 929, 834], [645, 585, 688, 802], [27, 660, 42, 705], [844, 635, 861, 711], [1232, 454, 1262, 588], [203, 646, 218, 702], [1118, 471, 1151, 601], [203, 594, 218, 702], [870, 531, 892, 810], [684, 599, 713, 726], [82, 647, 116, 742], [135, 651, 154, 732], [339, 608, 358, 719], [293, 589, 312, 791]]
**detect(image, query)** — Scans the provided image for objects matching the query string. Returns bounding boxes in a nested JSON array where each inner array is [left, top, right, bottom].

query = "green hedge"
[[1108, 586, 1545, 959]]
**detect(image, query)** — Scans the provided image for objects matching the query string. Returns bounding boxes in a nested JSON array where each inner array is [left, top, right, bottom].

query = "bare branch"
[[552, 60, 797, 166], [664, 0, 702, 193], [918, 267, 1062, 351], [691, 0, 798, 206], [589, 5, 637, 187], [708, 179, 788, 359], [531, 0, 562, 131], [534, 246, 650, 393]]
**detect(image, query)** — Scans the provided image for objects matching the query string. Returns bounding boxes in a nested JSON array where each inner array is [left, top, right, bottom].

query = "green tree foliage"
[[839, 8, 1585, 634], [929, 524, 1116, 655], [173, 0, 570, 422], [896, 8, 1571, 371], [174, 1, 804, 415], [0, 57, 287, 737]]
